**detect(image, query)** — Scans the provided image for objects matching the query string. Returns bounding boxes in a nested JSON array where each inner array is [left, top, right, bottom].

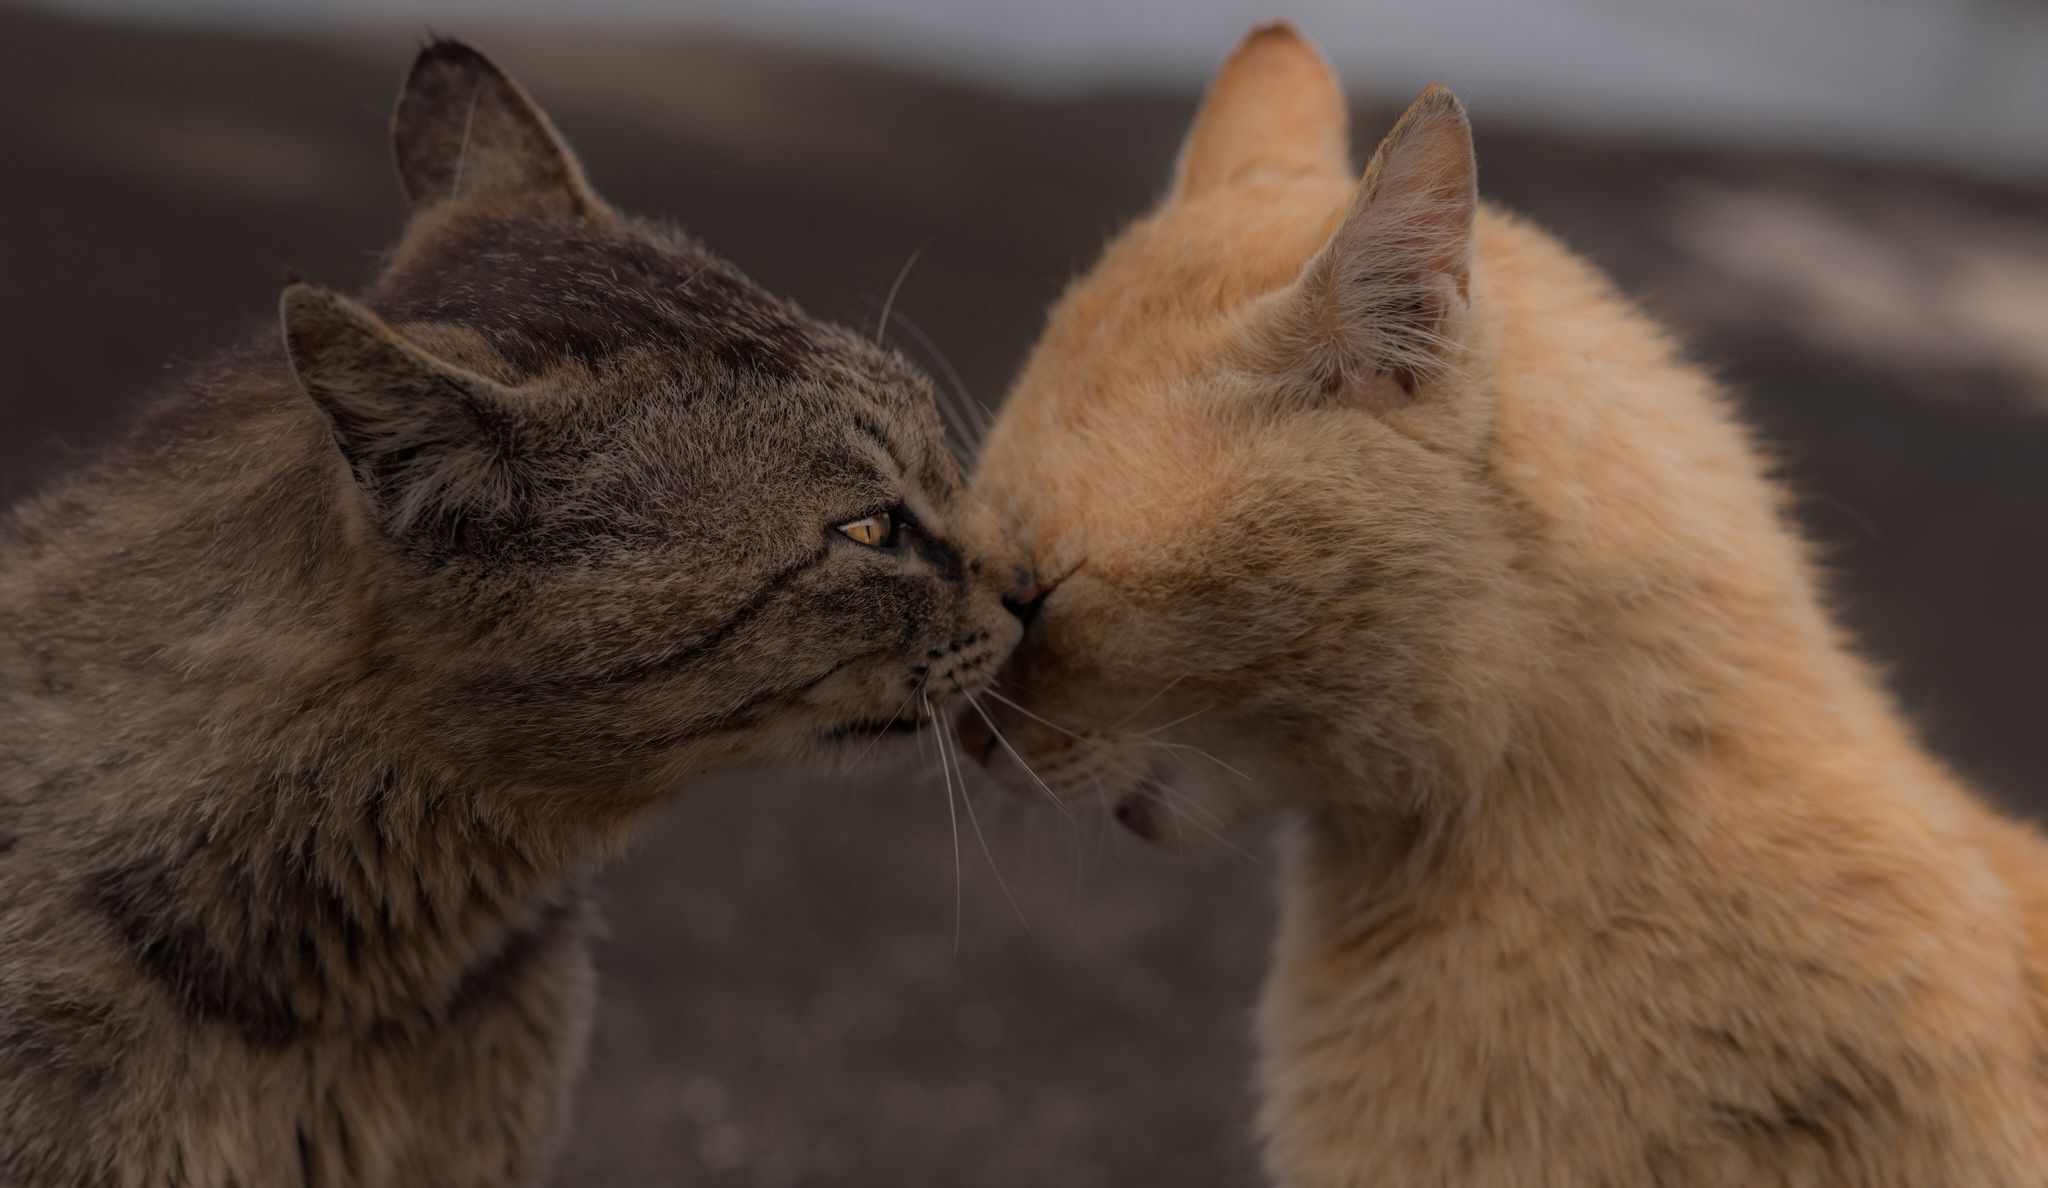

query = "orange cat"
[[963, 23, 2048, 1186]]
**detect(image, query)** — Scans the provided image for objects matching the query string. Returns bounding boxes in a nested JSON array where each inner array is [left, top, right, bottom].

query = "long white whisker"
[[978, 688, 1091, 742], [850, 679, 929, 767], [1109, 673, 1191, 730], [918, 369, 978, 464], [1135, 703, 1215, 738], [966, 695, 1074, 822], [1073, 737, 1263, 863], [941, 710, 1030, 931], [887, 310, 988, 441], [869, 297, 977, 460], [1085, 770, 1118, 863], [1148, 778, 1261, 861], [874, 242, 926, 345], [921, 693, 964, 954], [976, 693, 1258, 861], [1123, 737, 1252, 782]]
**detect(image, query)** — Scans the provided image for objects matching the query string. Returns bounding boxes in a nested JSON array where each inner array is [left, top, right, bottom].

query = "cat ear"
[[392, 39, 599, 215], [1173, 21, 1350, 201], [281, 283, 533, 544], [1265, 85, 1476, 407]]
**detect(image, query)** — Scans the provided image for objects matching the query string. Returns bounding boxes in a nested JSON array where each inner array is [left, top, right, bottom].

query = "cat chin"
[[809, 715, 928, 770], [1108, 791, 1253, 856], [1102, 768, 1269, 855], [1109, 789, 1177, 847]]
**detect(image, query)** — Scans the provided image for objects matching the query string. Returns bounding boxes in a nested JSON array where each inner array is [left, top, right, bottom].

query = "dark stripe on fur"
[[89, 862, 308, 1048], [599, 546, 826, 684]]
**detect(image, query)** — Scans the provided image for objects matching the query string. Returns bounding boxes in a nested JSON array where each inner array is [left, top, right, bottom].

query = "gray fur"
[[0, 39, 1023, 1187]]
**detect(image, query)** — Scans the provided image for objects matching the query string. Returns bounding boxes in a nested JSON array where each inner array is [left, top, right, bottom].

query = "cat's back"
[[1462, 202, 2048, 1166]]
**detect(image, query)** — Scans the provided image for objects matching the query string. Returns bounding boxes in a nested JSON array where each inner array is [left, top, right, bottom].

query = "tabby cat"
[[963, 23, 2048, 1186], [0, 40, 1024, 1187]]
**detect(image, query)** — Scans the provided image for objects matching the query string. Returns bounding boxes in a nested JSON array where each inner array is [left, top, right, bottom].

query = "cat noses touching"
[[1000, 581, 1048, 630], [956, 567, 1058, 768]]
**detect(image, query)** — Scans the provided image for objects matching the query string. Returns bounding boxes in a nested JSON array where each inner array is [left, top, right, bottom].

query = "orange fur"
[[967, 23, 2048, 1185]]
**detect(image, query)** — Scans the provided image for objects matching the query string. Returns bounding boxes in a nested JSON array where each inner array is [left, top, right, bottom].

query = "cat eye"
[[837, 512, 895, 548]]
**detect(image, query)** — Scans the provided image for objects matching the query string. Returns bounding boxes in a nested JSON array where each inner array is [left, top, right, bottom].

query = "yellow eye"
[[838, 512, 894, 547]]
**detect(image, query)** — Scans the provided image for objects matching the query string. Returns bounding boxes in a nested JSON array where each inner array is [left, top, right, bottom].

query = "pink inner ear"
[[1279, 90, 1476, 401], [1356, 103, 1478, 290]]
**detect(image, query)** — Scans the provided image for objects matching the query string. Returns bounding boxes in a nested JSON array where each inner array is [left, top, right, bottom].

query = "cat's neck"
[[70, 627, 600, 1045], [4, 395, 616, 1037], [1278, 220, 1961, 921], [90, 745, 592, 1043], [1287, 567, 1947, 941]]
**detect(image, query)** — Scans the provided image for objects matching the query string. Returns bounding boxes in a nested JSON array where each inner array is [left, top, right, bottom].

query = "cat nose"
[[1001, 582, 1048, 629], [955, 709, 997, 767]]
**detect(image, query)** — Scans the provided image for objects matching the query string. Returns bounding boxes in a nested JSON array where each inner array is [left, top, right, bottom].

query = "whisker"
[[976, 692, 1258, 861], [978, 688, 1091, 743], [1076, 739, 1264, 863], [921, 693, 964, 954], [1109, 673, 1191, 729], [1085, 770, 1118, 863], [849, 678, 930, 768], [883, 327, 977, 463], [866, 297, 978, 462], [1122, 737, 1252, 782], [966, 695, 1075, 822], [1140, 755, 1265, 863], [1178, 804, 1260, 860], [874, 241, 927, 346], [1134, 703, 1214, 738], [1150, 779, 1262, 862], [940, 707, 1030, 931], [887, 309, 988, 443]]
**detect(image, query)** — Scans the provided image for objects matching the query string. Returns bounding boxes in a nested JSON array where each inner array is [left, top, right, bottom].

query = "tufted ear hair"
[[391, 39, 600, 216], [1172, 21, 1351, 202], [1259, 85, 1476, 410], [281, 283, 537, 546]]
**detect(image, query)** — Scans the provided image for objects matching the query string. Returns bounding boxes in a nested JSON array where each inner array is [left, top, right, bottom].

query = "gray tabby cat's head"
[[284, 41, 1027, 793]]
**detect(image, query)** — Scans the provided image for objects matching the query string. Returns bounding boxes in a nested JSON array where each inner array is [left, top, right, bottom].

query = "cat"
[[961, 22, 2048, 1186], [0, 39, 1026, 1187]]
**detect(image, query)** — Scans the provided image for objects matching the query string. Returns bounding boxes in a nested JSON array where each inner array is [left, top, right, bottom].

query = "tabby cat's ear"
[[1264, 86, 1476, 409], [392, 39, 600, 216], [281, 284, 532, 543], [1173, 22, 1350, 202]]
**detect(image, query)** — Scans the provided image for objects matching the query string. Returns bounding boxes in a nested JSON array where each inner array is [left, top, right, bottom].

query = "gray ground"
[[2, 6, 2044, 1184]]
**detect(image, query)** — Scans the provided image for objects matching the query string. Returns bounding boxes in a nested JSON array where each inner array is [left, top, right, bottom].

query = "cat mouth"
[[825, 714, 925, 741], [1112, 787, 1165, 842]]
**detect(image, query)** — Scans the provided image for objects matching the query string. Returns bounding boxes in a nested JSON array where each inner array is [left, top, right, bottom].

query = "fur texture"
[[965, 22, 2048, 1186], [0, 40, 1024, 1187]]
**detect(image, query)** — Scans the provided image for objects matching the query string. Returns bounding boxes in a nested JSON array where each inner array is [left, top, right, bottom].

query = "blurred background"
[[2, 1, 2044, 1184]]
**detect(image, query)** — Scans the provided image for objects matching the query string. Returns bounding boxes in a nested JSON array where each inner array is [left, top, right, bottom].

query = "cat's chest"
[[131, 919, 599, 1188], [1254, 876, 1684, 1178]]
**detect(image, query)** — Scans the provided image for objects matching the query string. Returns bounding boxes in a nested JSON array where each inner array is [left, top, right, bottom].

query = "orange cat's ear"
[[392, 40, 601, 216], [1172, 22, 1350, 201], [1266, 86, 1475, 408]]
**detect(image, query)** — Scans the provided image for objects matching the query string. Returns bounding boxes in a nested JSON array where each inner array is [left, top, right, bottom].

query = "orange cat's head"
[[959, 24, 1527, 851]]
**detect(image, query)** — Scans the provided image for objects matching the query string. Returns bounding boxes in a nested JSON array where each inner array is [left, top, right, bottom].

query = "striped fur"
[[0, 40, 1023, 1187]]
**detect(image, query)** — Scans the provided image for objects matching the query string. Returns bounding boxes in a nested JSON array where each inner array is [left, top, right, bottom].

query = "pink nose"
[[955, 712, 997, 767]]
